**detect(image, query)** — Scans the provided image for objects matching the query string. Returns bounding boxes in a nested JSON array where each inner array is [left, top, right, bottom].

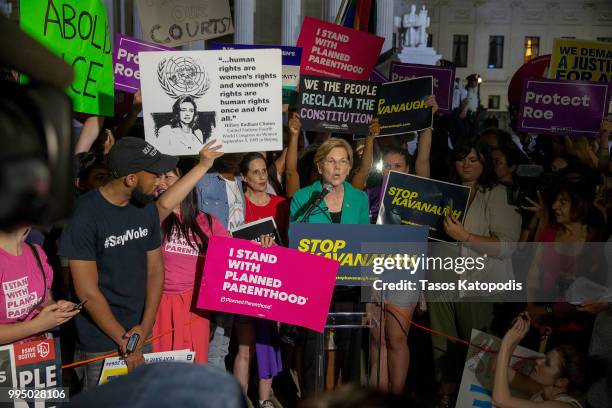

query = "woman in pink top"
[[0, 226, 79, 344], [153, 141, 225, 363]]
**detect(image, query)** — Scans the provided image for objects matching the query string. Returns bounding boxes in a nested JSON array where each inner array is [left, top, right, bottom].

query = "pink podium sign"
[[197, 236, 339, 332], [296, 17, 384, 80]]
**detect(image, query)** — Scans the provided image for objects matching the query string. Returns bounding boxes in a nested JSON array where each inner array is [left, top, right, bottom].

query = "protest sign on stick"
[[114, 34, 172, 93], [139, 49, 283, 155], [20, 0, 114, 116], [377, 76, 433, 136], [377, 171, 470, 242], [517, 78, 611, 137], [549, 38, 612, 83], [297, 75, 379, 135], [390, 62, 455, 114], [136, 0, 233, 48], [197, 236, 338, 332], [296, 17, 384, 80]]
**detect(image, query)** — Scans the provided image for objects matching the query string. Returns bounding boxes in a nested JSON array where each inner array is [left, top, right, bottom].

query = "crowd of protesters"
[[1, 69, 611, 408]]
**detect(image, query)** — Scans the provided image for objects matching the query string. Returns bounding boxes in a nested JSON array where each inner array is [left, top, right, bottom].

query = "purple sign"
[[113, 34, 172, 93], [517, 78, 611, 137], [389, 62, 455, 114], [369, 69, 388, 83]]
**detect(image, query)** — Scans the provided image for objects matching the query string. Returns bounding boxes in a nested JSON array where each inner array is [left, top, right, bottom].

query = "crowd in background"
[[1, 71, 611, 408]]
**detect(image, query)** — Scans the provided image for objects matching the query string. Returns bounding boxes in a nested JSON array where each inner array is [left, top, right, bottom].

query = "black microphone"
[[299, 183, 333, 222]]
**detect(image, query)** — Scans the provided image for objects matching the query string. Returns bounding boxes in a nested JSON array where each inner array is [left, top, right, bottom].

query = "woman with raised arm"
[[367, 97, 437, 395], [152, 140, 226, 363], [493, 312, 585, 408], [285, 112, 302, 198]]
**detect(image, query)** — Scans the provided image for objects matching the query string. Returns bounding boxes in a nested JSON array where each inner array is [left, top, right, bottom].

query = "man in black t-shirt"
[[59, 137, 177, 389]]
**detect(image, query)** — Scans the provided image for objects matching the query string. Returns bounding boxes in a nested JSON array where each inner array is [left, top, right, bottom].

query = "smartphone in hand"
[[70, 299, 88, 312]]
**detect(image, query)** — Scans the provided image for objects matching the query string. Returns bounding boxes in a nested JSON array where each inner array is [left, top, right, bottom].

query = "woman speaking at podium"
[[290, 124, 376, 397]]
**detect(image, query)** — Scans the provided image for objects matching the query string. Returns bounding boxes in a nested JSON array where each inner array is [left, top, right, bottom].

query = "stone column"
[[103, 0, 115, 43], [234, 0, 256, 44], [132, 0, 143, 39], [376, 0, 395, 53], [282, 0, 301, 46], [323, 0, 342, 23]]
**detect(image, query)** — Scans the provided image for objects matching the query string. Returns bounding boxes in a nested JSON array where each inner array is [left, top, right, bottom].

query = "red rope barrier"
[[63, 306, 539, 369], [61, 317, 199, 369], [385, 303, 539, 361]]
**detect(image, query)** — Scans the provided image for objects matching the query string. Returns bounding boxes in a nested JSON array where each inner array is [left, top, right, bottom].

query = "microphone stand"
[[298, 184, 332, 223], [376, 293, 385, 390], [298, 183, 331, 394], [299, 199, 323, 223]]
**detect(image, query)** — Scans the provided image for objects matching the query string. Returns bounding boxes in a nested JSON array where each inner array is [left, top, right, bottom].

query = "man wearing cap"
[[59, 137, 178, 389]]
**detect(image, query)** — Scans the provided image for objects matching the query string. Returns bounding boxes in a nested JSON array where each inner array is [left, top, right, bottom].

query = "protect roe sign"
[[517, 78, 611, 136], [20, 0, 114, 116]]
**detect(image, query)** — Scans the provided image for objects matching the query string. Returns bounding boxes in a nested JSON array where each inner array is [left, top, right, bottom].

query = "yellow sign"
[[549, 38, 612, 82]]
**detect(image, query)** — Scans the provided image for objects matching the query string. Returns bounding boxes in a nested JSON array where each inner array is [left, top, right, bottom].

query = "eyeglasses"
[[324, 159, 350, 168]]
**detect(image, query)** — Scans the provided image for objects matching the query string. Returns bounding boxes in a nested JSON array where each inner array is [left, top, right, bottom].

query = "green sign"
[[283, 89, 298, 106], [20, 0, 114, 116]]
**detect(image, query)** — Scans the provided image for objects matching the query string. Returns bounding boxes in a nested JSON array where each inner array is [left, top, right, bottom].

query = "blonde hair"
[[314, 138, 354, 169]]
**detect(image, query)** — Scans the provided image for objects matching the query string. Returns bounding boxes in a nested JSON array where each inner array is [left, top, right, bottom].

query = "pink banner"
[[296, 17, 384, 80], [196, 236, 339, 332]]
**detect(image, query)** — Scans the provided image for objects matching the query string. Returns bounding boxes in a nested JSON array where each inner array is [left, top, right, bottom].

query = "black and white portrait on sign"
[[140, 49, 283, 155], [151, 56, 215, 152]]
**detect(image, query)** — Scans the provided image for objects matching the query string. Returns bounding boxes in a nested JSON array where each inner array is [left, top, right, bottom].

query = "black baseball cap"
[[107, 137, 178, 178]]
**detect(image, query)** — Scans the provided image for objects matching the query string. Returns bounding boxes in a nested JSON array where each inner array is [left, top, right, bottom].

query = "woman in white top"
[[430, 139, 522, 408], [493, 312, 585, 408]]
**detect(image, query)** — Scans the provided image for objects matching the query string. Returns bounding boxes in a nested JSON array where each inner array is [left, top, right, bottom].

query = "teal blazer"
[[290, 181, 370, 224]]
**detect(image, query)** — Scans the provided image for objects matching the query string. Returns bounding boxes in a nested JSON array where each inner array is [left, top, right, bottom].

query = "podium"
[[313, 311, 374, 395]]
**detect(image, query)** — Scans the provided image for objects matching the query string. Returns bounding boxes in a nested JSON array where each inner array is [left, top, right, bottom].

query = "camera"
[[0, 17, 74, 229], [508, 164, 561, 209]]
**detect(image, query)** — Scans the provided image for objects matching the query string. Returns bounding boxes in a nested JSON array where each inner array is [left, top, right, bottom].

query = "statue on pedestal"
[[395, 4, 441, 65], [402, 5, 418, 48], [417, 5, 430, 48]]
